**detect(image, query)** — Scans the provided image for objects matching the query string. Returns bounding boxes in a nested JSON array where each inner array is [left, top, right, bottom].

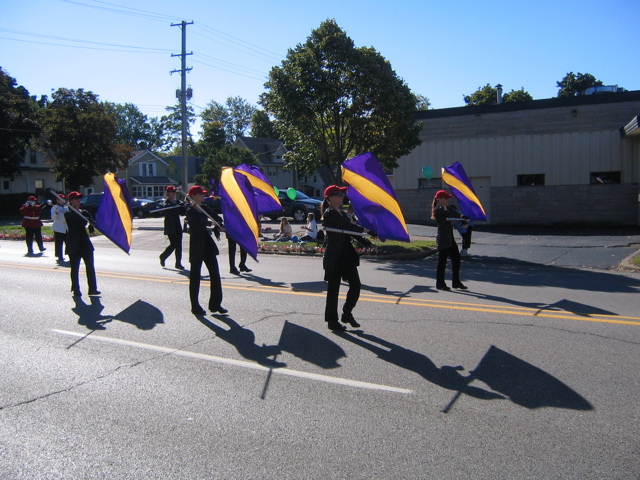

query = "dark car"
[[130, 198, 160, 218], [202, 196, 222, 214], [79, 193, 104, 217], [264, 189, 322, 223]]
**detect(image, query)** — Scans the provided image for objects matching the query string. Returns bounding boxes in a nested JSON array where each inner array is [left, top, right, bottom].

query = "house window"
[[418, 178, 439, 189], [29, 149, 37, 164], [590, 171, 621, 184], [517, 174, 545, 186], [3, 180, 9, 190], [140, 163, 155, 176]]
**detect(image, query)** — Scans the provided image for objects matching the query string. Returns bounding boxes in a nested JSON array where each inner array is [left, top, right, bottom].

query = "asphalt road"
[[1, 221, 639, 479]]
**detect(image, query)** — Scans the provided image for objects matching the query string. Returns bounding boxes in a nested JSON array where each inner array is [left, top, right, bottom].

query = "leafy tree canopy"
[[556, 72, 604, 97], [251, 110, 279, 139], [464, 84, 533, 106], [39, 88, 133, 190], [260, 19, 422, 183], [193, 145, 259, 188], [161, 101, 196, 153], [200, 96, 256, 143], [102, 102, 168, 151], [0, 67, 41, 179], [414, 94, 432, 111]]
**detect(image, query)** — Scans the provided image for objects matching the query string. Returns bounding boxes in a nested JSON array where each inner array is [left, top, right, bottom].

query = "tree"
[[0, 67, 41, 179], [260, 19, 422, 183], [39, 88, 133, 190], [556, 72, 604, 97], [251, 110, 278, 139], [414, 94, 432, 111], [161, 101, 196, 153], [102, 102, 168, 151], [200, 96, 256, 143], [464, 84, 532, 106], [193, 145, 259, 187]]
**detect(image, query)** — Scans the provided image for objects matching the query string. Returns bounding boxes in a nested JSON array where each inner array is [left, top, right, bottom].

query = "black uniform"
[[158, 199, 186, 268], [434, 205, 463, 289], [323, 208, 365, 325], [186, 204, 224, 313], [65, 209, 98, 296]]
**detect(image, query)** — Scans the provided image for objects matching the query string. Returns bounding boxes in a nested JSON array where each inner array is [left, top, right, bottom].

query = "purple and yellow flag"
[[234, 164, 282, 215], [95, 173, 133, 254], [341, 152, 410, 243], [219, 166, 260, 261], [441, 162, 488, 221]]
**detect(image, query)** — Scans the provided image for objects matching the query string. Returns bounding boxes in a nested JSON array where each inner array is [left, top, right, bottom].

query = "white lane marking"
[[52, 330, 412, 395]]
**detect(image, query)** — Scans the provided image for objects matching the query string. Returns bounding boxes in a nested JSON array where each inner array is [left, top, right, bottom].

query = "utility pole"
[[171, 21, 193, 193]]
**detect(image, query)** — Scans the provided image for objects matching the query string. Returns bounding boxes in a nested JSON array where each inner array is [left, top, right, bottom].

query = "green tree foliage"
[[260, 19, 422, 183], [0, 67, 41, 179], [39, 88, 133, 190], [200, 96, 256, 142], [251, 110, 279, 139], [193, 145, 259, 187], [414, 94, 432, 111], [464, 84, 532, 106], [556, 72, 603, 97], [102, 102, 168, 151], [161, 101, 196, 153]]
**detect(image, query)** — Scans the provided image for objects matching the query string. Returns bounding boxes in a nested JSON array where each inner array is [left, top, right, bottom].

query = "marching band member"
[[431, 190, 468, 291], [321, 185, 371, 331], [19, 195, 46, 255], [65, 191, 100, 297], [50, 193, 68, 263], [158, 185, 186, 270], [186, 185, 227, 316]]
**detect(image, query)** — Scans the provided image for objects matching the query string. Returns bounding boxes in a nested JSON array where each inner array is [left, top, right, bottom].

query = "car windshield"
[[295, 191, 310, 199]]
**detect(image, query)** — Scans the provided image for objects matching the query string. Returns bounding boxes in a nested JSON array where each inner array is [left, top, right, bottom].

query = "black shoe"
[[175, 264, 185, 270], [341, 312, 361, 328], [159, 255, 166, 267], [239, 266, 252, 272], [436, 284, 451, 291], [328, 320, 347, 331], [191, 307, 206, 315], [40, 247, 46, 252], [229, 268, 240, 275], [210, 306, 228, 314], [452, 283, 468, 290], [88, 290, 101, 296]]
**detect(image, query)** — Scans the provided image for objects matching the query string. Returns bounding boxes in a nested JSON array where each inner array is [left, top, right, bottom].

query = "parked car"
[[202, 196, 222, 214], [130, 198, 160, 218], [80, 193, 159, 218], [263, 189, 322, 222]]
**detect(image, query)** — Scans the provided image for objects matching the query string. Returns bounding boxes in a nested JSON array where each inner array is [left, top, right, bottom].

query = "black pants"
[[461, 225, 473, 250], [436, 246, 461, 286], [24, 227, 44, 253], [69, 251, 97, 294], [160, 232, 183, 266], [190, 254, 223, 310], [228, 239, 247, 270], [54, 231, 67, 259], [324, 267, 361, 322]]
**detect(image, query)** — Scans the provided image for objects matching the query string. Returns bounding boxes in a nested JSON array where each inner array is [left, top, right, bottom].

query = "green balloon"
[[273, 186, 279, 196], [286, 187, 297, 201], [422, 166, 433, 180]]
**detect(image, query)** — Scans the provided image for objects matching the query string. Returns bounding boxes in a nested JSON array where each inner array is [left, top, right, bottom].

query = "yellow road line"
[[3, 262, 639, 326]]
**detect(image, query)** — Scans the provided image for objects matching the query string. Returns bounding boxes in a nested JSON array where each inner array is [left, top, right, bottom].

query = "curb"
[[617, 246, 640, 272]]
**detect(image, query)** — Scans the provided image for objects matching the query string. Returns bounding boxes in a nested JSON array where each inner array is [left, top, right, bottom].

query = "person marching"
[[19, 195, 46, 255], [158, 186, 186, 270], [322, 185, 371, 331], [50, 193, 68, 263], [228, 238, 251, 275], [65, 191, 100, 297], [431, 190, 468, 291], [186, 186, 227, 316]]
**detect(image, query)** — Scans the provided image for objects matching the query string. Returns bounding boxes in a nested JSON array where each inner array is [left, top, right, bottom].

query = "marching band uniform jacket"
[[161, 199, 186, 236], [186, 204, 223, 263], [322, 208, 365, 277], [65, 209, 95, 256], [434, 205, 457, 251], [20, 203, 43, 229]]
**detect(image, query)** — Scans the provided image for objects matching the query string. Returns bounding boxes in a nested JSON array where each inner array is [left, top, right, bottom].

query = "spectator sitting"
[[273, 217, 293, 242], [299, 213, 318, 242]]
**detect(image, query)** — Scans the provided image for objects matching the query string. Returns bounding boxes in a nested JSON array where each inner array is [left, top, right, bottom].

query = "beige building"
[[394, 91, 640, 226]]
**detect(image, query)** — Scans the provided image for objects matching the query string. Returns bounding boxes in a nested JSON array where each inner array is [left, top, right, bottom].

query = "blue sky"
[[3, 0, 639, 135]]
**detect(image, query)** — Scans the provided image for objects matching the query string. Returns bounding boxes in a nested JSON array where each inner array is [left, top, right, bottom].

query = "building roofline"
[[414, 90, 640, 120]]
